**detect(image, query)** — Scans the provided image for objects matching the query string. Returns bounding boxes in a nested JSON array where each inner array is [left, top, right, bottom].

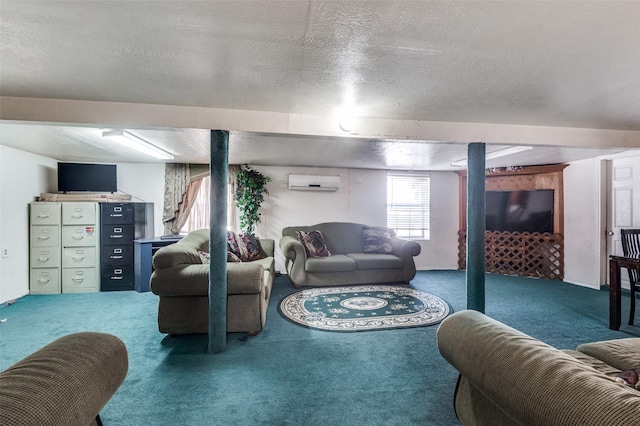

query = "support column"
[[208, 130, 229, 354], [466, 142, 486, 313]]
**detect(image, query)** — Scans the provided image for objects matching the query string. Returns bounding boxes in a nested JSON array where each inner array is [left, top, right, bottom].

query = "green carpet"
[[0, 271, 638, 425]]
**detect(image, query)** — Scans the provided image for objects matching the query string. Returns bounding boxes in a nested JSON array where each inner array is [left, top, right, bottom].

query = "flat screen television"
[[57, 162, 117, 193], [485, 189, 554, 234]]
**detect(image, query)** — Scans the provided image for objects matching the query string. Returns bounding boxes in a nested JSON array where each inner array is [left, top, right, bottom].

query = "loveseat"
[[0, 332, 128, 426], [150, 229, 275, 335], [437, 310, 640, 425], [279, 222, 421, 288]]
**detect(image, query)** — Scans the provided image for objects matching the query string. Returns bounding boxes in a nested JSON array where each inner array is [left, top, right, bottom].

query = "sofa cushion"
[[576, 338, 640, 371], [363, 226, 393, 254], [305, 254, 356, 273], [346, 253, 404, 270], [297, 230, 331, 257], [562, 350, 622, 379]]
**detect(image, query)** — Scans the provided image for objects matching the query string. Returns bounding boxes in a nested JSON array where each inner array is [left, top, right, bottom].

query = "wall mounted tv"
[[485, 189, 554, 234], [57, 162, 117, 193]]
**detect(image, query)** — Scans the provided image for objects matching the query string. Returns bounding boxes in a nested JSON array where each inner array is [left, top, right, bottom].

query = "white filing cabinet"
[[61, 202, 100, 293], [30, 202, 62, 294]]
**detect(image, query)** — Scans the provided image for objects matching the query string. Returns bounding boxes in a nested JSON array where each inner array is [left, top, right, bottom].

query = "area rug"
[[279, 285, 452, 332]]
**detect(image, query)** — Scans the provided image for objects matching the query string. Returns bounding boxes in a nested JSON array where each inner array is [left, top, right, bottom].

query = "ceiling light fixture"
[[450, 145, 533, 167], [102, 129, 174, 160]]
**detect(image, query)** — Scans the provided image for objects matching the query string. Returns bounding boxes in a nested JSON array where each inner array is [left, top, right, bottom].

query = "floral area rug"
[[278, 285, 452, 332]]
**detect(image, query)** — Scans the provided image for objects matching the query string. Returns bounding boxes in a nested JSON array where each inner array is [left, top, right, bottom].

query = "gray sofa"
[[150, 229, 275, 335], [0, 332, 128, 426], [279, 222, 421, 288], [437, 310, 640, 426]]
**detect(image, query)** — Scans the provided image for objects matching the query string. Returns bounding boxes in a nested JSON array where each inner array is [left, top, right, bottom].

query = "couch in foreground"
[[150, 229, 275, 335], [0, 332, 128, 426], [437, 310, 640, 426], [280, 222, 421, 288]]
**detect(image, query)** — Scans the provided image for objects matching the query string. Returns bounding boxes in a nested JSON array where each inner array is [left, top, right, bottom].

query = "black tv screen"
[[486, 190, 554, 234], [57, 162, 117, 193]]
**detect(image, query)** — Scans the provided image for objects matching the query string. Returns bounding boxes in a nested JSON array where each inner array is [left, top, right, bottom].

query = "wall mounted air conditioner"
[[288, 174, 340, 191]]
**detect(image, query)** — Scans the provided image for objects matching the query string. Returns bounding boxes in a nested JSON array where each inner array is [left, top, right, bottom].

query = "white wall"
[[251, 166, 460, 274], [564, 158, 604, 289], [116, 163, 165, 236], [0, 147, 167, 304], [0, 146, 58, 303]]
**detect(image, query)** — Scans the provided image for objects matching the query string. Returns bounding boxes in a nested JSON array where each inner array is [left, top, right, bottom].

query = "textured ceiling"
[[1, 1, 639, 168]]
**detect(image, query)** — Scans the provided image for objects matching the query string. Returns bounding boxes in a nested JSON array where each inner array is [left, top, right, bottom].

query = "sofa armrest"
[[390, 236, 421, 258], [152, 243, 201, 270], [280, 235, 307, 263], [259, 239, 275, 257], [228, 262, 264, 294], [437, 310, 640, 426], [0, 332, 128, 426]]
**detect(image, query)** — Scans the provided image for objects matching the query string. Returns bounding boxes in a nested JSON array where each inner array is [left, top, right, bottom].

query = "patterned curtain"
[[162, 163, 197, 235]]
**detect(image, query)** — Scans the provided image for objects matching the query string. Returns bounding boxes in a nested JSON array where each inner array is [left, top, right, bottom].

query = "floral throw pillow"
[[297, 230, 331, 257], [363, 226, 393, 254], [227, 231, 241, 257], [227, 251, 242, 263], [198, 250, 210, 264], [238, 234, 265, 261]]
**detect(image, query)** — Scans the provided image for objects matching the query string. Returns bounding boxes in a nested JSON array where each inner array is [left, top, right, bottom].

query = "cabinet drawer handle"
[[72, 235, 85, 240], [110, 235, 123, 239], [110, 276, 123, 280], [71, 256, 85, 262], [37, 214, 50, 218], [71, 214, 84, 219], [37, 278, 50, 284], [110, 255, 123, 259], [71, 277, 85, 283], [36, 257, 50, 262], [37, 235, 51, 240], [110, 214, 123, 217]]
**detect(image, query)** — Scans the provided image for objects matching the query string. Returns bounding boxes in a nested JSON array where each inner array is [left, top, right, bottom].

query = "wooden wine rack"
[[456, 164, 567, 280], [458, 230, 564, 280]]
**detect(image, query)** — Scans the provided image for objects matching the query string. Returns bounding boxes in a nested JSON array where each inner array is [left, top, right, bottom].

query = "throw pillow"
[[227, 251, 242, 263], [227, 231, 241, 257], [238, 234, 265, 261], [363, 226, 393, 254], [297, 230, 331, 257], [616, 364, 640, 389], [198, 250, 210, 264]]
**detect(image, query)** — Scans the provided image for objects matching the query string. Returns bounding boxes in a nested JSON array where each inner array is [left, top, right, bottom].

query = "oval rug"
[[279, 285, 452, 332]]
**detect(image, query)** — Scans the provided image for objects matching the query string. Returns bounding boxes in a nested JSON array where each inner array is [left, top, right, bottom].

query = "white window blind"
[[387, 172, 430, 239]]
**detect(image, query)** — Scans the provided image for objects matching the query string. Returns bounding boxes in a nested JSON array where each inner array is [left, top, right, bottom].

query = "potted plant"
[[235, 165, 271, 235]]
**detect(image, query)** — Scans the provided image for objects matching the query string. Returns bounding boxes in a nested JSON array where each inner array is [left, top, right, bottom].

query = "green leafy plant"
[[235, 165, 271, 235]]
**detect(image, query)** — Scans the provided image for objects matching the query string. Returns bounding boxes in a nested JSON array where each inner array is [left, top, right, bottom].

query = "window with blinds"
[[386, 172, 430, 239]]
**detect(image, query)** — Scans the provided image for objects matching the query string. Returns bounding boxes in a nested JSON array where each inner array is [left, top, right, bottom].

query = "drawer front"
[[62, 203, 96, 225], [101, 203, 134, 224], [101, 266, 134, 291], [62, 225, 98, 247], [101, 245, 133, 266], [101, 224, 134, 246], [30, 203, 61, 225], [62, 268, 99, 293], [63, 247, 97, 267], [30, 247, 61, 268], [30, 268, 61, 294], [30, 225, 60, 247]]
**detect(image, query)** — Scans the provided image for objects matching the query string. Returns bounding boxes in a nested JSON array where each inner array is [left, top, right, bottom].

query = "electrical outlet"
[[1, 247, 8, 258]]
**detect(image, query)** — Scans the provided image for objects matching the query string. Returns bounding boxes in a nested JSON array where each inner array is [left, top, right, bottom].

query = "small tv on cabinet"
[[57, 162, 117, 193], [486, 189, 554, 234]]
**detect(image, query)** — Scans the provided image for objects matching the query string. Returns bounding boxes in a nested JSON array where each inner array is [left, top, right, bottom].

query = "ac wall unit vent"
[[288, 174, 340, 192]]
